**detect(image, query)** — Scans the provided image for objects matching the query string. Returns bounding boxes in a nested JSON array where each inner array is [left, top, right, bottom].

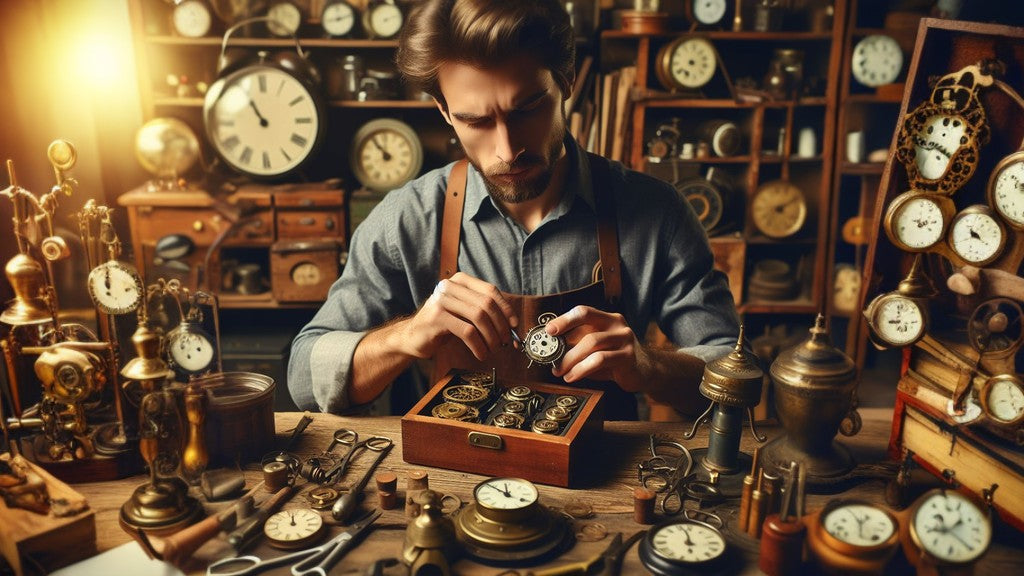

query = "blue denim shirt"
[[288, 137, 740, 413]]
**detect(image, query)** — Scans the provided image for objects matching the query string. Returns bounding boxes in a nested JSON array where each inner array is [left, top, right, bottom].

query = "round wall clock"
[[948, 204, 1005, 266], [751, 179, 806, 239], [882, 190, 954, 252], [351, 118, 423, 192], [850, 34, 903, 88], [656, 36, 718, 91], [204, 57, 326, 179], [266, 1, 303, 37], [987, 150, 1024, 229], [87, 260, 144, 315], [171, 0, 214, 38]]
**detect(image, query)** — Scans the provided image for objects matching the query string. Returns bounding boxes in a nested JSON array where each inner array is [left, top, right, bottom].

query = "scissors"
[[206, 509, 382, 576], [317, 430, 392, 482]]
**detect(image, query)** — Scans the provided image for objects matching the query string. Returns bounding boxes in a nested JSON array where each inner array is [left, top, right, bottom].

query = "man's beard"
[[468, 127, 565, 205]]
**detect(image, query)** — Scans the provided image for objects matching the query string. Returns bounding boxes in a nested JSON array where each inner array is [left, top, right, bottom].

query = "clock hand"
[[681, 525, 695, 546], [248, 99, 269, 127], [484, 483, 511, 498], [371, 136, 392, 161]]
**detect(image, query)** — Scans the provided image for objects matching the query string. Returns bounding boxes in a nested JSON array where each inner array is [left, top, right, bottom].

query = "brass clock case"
[[864, 292, 929, 349], [351, 118, 424, 193], [751, 179, 807, 239], [901, 488, 992, 569], [655, 36, 717, 91], [987, 149, 1024, 229], [978, 373, 1024, 426], [947, 204, 1006, 267], [806, 499, 900, 575], [882, 190, 955, 253]]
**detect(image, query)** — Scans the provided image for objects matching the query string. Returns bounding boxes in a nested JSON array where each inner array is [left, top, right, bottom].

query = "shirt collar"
[[464, 134, 596, 223]]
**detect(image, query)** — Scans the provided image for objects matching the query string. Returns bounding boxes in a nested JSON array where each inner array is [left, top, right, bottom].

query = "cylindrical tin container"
[[192, 371, 276, 465]]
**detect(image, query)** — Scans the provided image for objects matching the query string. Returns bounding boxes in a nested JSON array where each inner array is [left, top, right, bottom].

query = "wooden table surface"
[[68, 408, 1024, 575]]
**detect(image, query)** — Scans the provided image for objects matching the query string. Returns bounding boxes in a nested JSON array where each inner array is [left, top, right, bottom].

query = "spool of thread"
[[758, 514, 807, 575], [262, 461, 290, 492], [633, 487, 656, 525], [405, 470, 429, 518]]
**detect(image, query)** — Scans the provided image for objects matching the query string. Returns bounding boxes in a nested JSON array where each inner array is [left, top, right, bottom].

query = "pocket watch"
[[900, 488, 992, 572], [204, 40, 326, 179], [351, 118, 424, 193], [263, 508, 326, 549], [520, 312, 566, 368], [883, 190, 955, 252], [688, 0, 729, 27], [362, 0, 404, 39], [171, 0, 215, 38], [455, 477, 568, 563], [638, 511, 730, 576], [656, 36, 718, 91], [851, 34, 903, 88], [751, 179, 806, 239], [987, 149, 1024, 229], [978, 373, 1024, 426], [87, 260, 145, 315], [864, 292, 927, 348], [167, 298, 216, 375], [266, 1, 304, 37], [806, 499, 901, 575], [320, 0, 357, 37], [895, 64, 991, 194], [948, 205, 1005, 266]]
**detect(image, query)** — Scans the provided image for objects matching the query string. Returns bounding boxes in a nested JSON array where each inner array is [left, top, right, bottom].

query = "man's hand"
[[545, 305, 647, 391], [401, 272, 518, 361]]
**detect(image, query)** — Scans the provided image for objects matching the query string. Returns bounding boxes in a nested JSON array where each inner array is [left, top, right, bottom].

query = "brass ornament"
[[761, 315, 860, 485], [0, 254, 53, 326]]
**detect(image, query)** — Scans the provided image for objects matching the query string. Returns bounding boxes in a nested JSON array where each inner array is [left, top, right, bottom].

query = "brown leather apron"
[[432, 154, 638, 420]]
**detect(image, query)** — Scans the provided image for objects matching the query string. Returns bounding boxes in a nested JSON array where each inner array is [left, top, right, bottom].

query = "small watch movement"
[[519, 312, 566, 368]]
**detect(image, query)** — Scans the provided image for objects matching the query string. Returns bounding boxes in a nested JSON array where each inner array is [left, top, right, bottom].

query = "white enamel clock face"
[[989, 153, 1024, 228], [668, 38, 716, 89], [833, 265, 861, 313], [264, 508, 325, 549], [267, 2, 302, 37], [822, 503, 896, 548], [869, 293, 925, 347], [851, 35, 903, 87], [351, 119, 423, 192], [474, 478, 538, 511], [949, 208, 1004, 265], [914, 114, 966, 181], [693, 0, 727, 25], [172, 0, 213, 38], [650, 521, 726, 563], [365, 2, 403, 39], [751, 180, 806, 238], [982, 375, 1024, 424], [911, 490, 991, 564], [169, 329, 215, 373], [291, 261, 322, 286], [204, 65, 322, 178], [888, 193, 947, 250], [87, 260, 144, 315], [321, 0, 356, 37]]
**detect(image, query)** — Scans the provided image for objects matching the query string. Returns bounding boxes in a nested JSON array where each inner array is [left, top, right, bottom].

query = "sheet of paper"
[[51, 541, 184, 576]]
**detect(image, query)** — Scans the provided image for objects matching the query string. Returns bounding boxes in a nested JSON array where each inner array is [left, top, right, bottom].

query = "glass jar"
[[772, 49, 804, 100]]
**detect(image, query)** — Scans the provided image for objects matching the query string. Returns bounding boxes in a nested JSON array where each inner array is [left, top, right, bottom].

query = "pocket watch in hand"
[[987, 150, 1024, 229], [751, 179, 806, 239], [806, 499, 900, 575], [351, 118, 424, 193], [171, 0, 215, 38], [320, 0, 357, 37], [263, 508, 326, 549], [851, 34, 903, 88], [948, 205, 1005, 266], [87, 260, 145, 315], [883, 190, 954, 252], [656, 36, 718, 91], [900, 488, 992, 573], [363, 0, 404, 39], [864, 292, 927, 348], [638, 512, 729, 576], [978, 373, 1024, 426], [520, 312, 566, 368]]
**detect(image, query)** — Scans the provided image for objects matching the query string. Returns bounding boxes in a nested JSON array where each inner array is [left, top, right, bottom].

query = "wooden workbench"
[[64, 409, 1024, 574]]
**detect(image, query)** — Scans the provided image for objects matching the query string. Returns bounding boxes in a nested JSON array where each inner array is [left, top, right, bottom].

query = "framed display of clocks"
[[850, 34, 903, 88], [351, 118, 423, 193], [750, 179, 807, 239], [655, 36, 719, 92]]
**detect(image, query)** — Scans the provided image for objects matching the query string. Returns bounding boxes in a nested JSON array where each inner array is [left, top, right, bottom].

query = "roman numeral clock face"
[[205, 64, 324, 178]]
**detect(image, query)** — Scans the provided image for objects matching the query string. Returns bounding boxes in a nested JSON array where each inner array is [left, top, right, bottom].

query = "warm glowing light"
[[72, 33, 131, 89]]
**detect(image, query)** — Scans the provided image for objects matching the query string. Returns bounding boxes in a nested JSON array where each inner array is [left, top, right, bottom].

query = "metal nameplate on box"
[[401, 370, 604, 487]]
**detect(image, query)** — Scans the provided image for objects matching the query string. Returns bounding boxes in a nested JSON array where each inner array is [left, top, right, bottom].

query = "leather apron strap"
[[586, 153, 622, 306], [439, 159, 468, 281]]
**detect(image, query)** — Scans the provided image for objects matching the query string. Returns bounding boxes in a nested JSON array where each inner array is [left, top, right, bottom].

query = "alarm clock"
[[203, 19, 326, 179], [655, 36, 719, 92]]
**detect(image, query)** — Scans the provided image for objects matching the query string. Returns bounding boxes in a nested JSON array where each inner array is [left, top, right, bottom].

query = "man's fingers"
[[432, 274, 514, 353]]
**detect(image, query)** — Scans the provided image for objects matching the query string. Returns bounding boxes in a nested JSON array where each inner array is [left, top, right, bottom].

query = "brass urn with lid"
[[761, 314, 861, 485]]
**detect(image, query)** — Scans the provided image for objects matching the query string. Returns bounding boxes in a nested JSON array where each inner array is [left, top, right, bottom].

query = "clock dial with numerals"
[[657, 37, 717, 91], [263, 508, 325, 549], [988, 151, 1024, 229], [351, 118, 423, 192], [87, 260, 144, 315], [851, 34, 903, 87], [865, 292, 927, 348], [948, 205, 1005, 266], [884, 191, 951, 251], [751, 180, 806, 238], [980, 374, 1024, 425], [204, 64, 324, 178], [908, 489, 991, 565], [822, 501, 897, 548]]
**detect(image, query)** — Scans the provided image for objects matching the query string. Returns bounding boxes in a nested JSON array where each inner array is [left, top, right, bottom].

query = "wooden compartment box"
[[401, 370, 604, 487]]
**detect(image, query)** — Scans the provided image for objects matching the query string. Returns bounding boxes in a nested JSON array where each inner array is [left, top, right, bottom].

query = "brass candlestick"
[[684, 326, 766, 494], [760, 314, 860, 486]]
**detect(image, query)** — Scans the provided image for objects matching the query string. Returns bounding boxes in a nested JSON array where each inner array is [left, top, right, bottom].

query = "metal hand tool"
[[526, 531, 645, 576], [321, 431, 393, 483], [332, 442, 393, 522]]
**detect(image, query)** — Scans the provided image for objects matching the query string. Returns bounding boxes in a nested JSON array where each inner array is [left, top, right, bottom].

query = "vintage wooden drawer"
[[274, 189, 344, 209], [270, 240, 342, 302], [276, 209, 345, 239], [132, 204, 274, 246], [401, 370, 604, 487]]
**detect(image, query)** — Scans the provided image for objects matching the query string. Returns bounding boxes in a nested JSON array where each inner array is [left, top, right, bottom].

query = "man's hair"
[[396, 0, 575, 109]]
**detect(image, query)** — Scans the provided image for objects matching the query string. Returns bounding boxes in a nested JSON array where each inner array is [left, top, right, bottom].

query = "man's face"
[[436, 54, 567, 204]]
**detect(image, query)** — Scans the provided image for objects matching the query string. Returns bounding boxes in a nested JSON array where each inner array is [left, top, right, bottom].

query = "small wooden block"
[[0, 455, 96, 576]]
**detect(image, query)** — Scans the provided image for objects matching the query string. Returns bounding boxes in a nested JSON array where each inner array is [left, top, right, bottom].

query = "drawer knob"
[[325, 217, 334, 230], [193, 220, 204, 232]]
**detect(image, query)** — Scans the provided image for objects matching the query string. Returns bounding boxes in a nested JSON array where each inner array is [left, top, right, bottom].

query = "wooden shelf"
[[145, 35, 400, 49], [601, 30, 834, 41], [839, 161, 886, 175]]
